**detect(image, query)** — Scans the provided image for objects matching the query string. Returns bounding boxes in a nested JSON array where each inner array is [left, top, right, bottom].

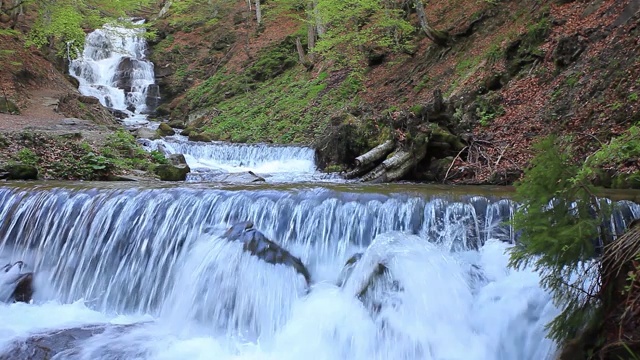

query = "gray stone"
[[166, 154, 187, 166], [135, 127, 159, 140]]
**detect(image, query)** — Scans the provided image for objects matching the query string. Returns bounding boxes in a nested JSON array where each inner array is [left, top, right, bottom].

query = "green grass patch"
[[196, 68, 358, 144]]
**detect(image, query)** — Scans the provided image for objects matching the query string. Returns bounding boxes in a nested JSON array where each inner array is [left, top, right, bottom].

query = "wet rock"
[[109, 108, 129, 120], [66, 74, 80, 88], [156, 122, 175, 136], [135, 127, 159, 140], [166, 154, 187, 166], [167, 120, 187, 129], [223, 222, 311, 285], [154, 163, 190, 181], [0, 163, 38, 180], [0, 97, 20, 115], [180, 126, 195, 136], [337, 253, 363, 287], [114, 57, 135, 92], [206, 171, 266, 183], [145, 84, 161, 111], [0, 324, 141, 360], [1, 261, 34, 303]]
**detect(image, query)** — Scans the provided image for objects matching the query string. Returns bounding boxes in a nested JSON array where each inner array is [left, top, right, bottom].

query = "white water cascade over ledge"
[[69, 20, 159, 128], [146, 136, 338, 182], [0, 185, 638, 360]]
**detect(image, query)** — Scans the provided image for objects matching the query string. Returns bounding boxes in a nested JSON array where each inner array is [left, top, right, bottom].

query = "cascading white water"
[[0, 185, 638, 359], [146, 138, 336, 182], [69, 20, 159, 127]]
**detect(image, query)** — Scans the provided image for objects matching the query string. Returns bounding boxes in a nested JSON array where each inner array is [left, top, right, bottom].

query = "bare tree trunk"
[[307, 0, 316, 51], [254, 0, 262, 25], [414, 0, 449, 46], [313, 0, 325, 36]]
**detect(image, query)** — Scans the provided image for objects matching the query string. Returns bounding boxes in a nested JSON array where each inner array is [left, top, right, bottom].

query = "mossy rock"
[[156, 123, 176, 136], [154, 164, 190, 181], [0, 163, 38, 180], [188, 132, 212, 142], [429, 124, 465, 151], [0, 97, 20, 115], [180, 126, 195, 136], [167, 120, 187, 129]]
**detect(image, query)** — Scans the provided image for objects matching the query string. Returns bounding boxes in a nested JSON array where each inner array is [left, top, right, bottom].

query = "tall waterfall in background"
[[69, 20, 159, 127], [0, 184, 638, 360]]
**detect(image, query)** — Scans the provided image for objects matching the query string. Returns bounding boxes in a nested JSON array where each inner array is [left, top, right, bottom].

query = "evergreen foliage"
[[509, 129, 640, 345]]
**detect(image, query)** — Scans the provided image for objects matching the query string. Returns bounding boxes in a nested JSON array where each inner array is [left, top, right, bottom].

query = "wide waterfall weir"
[[0, 184, 638, 360]]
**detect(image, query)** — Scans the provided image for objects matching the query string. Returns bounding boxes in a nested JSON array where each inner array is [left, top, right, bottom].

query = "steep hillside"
[[148, 0, 640, 186]]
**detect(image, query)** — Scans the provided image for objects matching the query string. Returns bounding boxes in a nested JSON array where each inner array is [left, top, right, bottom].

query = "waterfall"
[[69, 20, 159, 128], [0, 184, 638, 359], [147, 139, 336, 182]]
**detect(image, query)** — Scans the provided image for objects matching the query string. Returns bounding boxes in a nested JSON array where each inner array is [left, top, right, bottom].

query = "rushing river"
[[6, 18, 636, 360], [0, 183, 638, 360]]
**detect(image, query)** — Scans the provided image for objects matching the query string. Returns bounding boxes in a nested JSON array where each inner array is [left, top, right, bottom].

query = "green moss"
[[189, 67, 357, 144]]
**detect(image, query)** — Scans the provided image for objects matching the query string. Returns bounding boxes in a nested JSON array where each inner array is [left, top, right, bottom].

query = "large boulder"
[[1, 261, 34, 303], [135, 127, 159, 140], [0, 163, 38, 180], [223, 221, 311, 285], [188, 132, 212, 142], [154, 163, 190, 181], [166, 153, 187, 166], [156, 122, 175, 137]]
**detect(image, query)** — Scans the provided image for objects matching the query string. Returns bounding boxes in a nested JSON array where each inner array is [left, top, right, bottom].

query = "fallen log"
[[360, 149, 418, 183], [354, 140, 395, 167], [343, 162, 376, 180]]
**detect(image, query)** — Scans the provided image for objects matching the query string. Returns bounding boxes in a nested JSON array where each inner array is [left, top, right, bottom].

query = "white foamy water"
[[0, 238, 557, 360], [146, 139, 338, 183], [69, 20, 159, 127], [0, 186, 638, 359]]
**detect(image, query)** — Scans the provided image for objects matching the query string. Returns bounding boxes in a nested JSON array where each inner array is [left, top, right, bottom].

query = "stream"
[[1, 22, 639, 360]]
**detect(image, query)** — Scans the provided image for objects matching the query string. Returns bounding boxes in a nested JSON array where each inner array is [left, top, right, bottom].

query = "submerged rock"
[[0, 324, 141, 360], [223, 221, 311, 285], [1, 261, 34, 303], [207, 171, 266, 183]]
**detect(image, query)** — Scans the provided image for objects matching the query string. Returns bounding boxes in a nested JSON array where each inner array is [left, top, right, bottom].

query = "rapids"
[[0, 184, 638, 360]]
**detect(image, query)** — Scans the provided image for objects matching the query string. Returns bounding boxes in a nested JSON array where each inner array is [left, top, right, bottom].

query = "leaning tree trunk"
[[414, 0, 449, 46]]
